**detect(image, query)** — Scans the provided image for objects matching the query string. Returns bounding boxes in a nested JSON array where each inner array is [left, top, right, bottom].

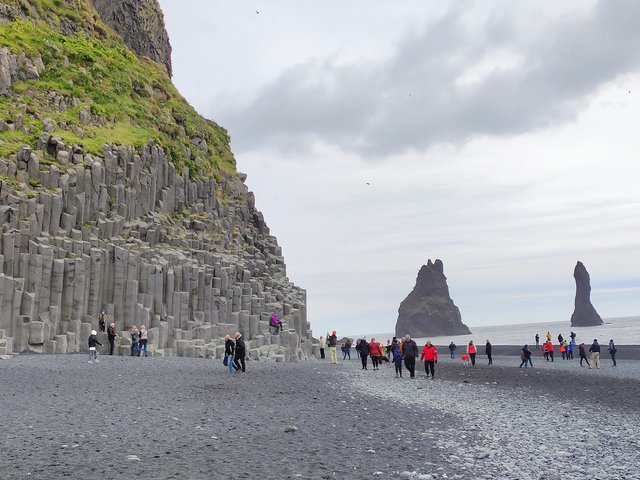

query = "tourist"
[[269, 312, 283, 334], [224, 335, 236, 374], [535, 334, 540, 348], [130, 325, 139, 357], [467, 340, 477, 366], [138, 325, 149, 357], [98, 308, 107, 332], [570, 331, 577, 345], [542, 342, 549, 361], [578, 343, 590, 367], [567, 341, 574, 360], [343, 339, 352, 360], [485, 340, 493, 365], [588, 339, 601, 369], [449, 341, 456, 359], [319, 336, 326, 360], [391, 336, 399, 352], [560, 341, 566, 360], [107, 322, 118, 356], [234, 332, 246, 373], [392, 346, 403, 378], [385, 340, 392, 360], [608, 339, 617, 367], [358, 338, 369, 370], [402, 335, 419, 378], [546, 331, 552, 341], [558, 333, 564, 344], [519, 344, 533, 368], [546, 340, 554, 362], [421, 340, 438, 378], [328, 330, 338, 364], [369, 337, 382, 370], [88, 330, 102, 363]]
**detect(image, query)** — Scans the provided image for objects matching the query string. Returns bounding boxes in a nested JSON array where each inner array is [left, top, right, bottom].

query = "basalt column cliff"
[[0, 0, 312, 361]]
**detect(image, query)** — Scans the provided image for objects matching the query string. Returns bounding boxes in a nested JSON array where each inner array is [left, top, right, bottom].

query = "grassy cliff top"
[[0, 0, 236, 177]]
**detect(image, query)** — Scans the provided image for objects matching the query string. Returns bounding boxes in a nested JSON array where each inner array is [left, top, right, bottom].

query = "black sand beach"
[[1, 353, 639, 479]]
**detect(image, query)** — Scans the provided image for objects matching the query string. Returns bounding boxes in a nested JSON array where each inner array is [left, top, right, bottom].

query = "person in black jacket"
[[88, 330, 102, 363], [578, 343, 590, 367], [107, 322, 118, 356], [402, 335, 419, 378], [224, 335, 236, 374], [328, 331, 338, 364], [234, 332, 246, 373], [589, 339, 601, 369], [358, 338, 369, 370], [485, 340, 493, 365]]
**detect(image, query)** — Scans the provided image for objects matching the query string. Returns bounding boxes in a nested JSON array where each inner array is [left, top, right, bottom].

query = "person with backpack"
[[421, 341, 438, 378], [608, 339, 617, 367], [88, 330, 102, 363], [402, 335, 419, 378], [130, 325, 139, 357], [358, 338, 370, 370], [578, 343, 590, 367]]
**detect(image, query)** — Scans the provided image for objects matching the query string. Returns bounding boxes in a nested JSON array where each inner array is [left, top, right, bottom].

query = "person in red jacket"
[[421, 340, 438, 378], [546, 340, 555, 362], [369, 338, 383, 370], [467, 340, 477, 366]]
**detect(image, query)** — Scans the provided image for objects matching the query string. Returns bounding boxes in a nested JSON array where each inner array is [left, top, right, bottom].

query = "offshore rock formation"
[[395, 259, 470, 338], [570, 261, 603, 327], [0, 0, 311, 361], [91, 0, 172, 76]]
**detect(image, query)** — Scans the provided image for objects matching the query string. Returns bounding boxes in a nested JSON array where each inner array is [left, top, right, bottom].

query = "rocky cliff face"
[[570, 261, 603, 327], [395, 259, 471, 338], [91, 0, 172, 76], [0, 0, 311, 361]]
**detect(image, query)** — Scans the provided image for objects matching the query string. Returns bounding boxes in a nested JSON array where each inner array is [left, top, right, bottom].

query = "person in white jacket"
[[319, 336, 326, 360]]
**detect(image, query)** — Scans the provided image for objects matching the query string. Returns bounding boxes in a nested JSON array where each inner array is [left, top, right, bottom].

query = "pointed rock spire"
[[570, 261, 603, 327]]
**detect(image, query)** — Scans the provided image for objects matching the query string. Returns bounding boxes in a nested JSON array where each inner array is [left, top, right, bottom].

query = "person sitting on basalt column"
[[269, 312, 283, 334]]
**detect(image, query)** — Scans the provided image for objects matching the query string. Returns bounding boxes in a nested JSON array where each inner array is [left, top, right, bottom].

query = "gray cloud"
[[213, 0, 640, 157]]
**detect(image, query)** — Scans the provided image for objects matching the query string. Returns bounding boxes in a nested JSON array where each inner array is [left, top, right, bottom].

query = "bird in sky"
[[256, 10, 260, 14]]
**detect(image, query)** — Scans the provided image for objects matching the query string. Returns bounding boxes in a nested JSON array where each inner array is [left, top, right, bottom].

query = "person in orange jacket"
[[560, 341, 566, 360], [369, 337, 383, 371], [421, 340, 438, 378], [467, 340, 477, 366]]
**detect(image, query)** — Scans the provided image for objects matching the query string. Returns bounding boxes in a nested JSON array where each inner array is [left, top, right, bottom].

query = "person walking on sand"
[[588, 339, 601, 369], [224, 335, 236, 374], [449, 341, 456, 359], [385, 340, 393, 361], [130, 325, 139, 357], [403, 335, 419, 378], [234, 332, 247, 373], [485, 340, 493, 365], [421, 341, 438, 378], [560, 341, 566, 360], [88, 330, 102, 363], [519, 344, 533, 368], [392, 345, 403, 378], [608, 339, 617, 367], [542, 342, 549, 361], [535, 334, 540, 349], [107, 322, 118, 356], [546, 340, 554, 362], [369, 337, 382, 370], [359, 338, 369, 370], [319, 335, 326, 360], [567, 341, 574, 360], [343, 339, 352, 360], [578, 343, 590, 367], [328, 330, 338, 364], [467, 341, 477, 366], [138, 325, 149, 357]]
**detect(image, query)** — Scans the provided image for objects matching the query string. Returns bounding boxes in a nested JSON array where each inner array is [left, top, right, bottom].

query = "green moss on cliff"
[[0, 11, 235, 177]]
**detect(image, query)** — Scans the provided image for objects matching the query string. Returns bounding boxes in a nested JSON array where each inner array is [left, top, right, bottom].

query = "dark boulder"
[[395, 259, 471, 337], [570, 261, 603, 327]]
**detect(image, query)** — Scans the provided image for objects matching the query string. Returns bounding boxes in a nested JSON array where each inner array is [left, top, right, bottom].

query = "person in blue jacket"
[[608, 339, 617, 367]]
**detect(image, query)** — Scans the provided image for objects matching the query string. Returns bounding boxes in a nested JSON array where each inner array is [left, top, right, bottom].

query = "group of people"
[[223, 332, 247, 373], [536, 331, 617, 369]]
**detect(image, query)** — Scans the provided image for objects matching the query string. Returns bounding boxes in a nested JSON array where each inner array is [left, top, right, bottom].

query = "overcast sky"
[[159, 0, 640, 335]]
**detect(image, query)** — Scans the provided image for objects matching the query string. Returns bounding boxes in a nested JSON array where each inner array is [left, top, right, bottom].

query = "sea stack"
[[395, 260, 471, 337], [570, 261, 603, 327]]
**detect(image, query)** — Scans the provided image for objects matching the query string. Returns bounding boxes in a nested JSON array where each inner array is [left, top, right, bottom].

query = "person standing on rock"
[[369, 337, 383, 370], [328, 330, 338, 364], [88, 330, 102, 363], [224, 335, 236, 374], [402, 335, 419, 378], [546, 331, 552, 342], [234, 332, 247, 373], [319, 336, 326, 360], [98, 308, 107, 333], [467, 341, 477, 366], [578, 343, 590, 367], [359, 338, 370, 370], [130, 325, 139, 357], [269, 312, 283, 334], [608, 339, 617, 366], [138, 325, 149, 358], [485, 340, 493, 365], [421, 341, 438, 378], [588, 339, 601, 369], [107, 322, 118, 356], [558, 333, 564, 344], [449, 341, 456, 359], [570, 331, 577, 345], [535, 334, 540, 349]]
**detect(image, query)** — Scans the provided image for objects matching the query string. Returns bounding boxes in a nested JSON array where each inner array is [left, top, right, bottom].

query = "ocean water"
[[363, 316, 640, 346]]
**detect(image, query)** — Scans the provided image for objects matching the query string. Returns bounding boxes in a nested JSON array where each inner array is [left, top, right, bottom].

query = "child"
[[88, 330, 102, 363], [392, 346, 403, 378]]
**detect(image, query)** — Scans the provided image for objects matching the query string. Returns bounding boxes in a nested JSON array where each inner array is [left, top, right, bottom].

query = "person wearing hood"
[[88, 330, 102, 363], [421, 341, 438, 378], [588, 339, 601, 369], [608, 339, 617, 367], [234, 332, 247, 373], [358, 338, 370, 370], [485, 340, 493, 365], [328, 330, 338, 364], [402, 335, 419, 378]]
